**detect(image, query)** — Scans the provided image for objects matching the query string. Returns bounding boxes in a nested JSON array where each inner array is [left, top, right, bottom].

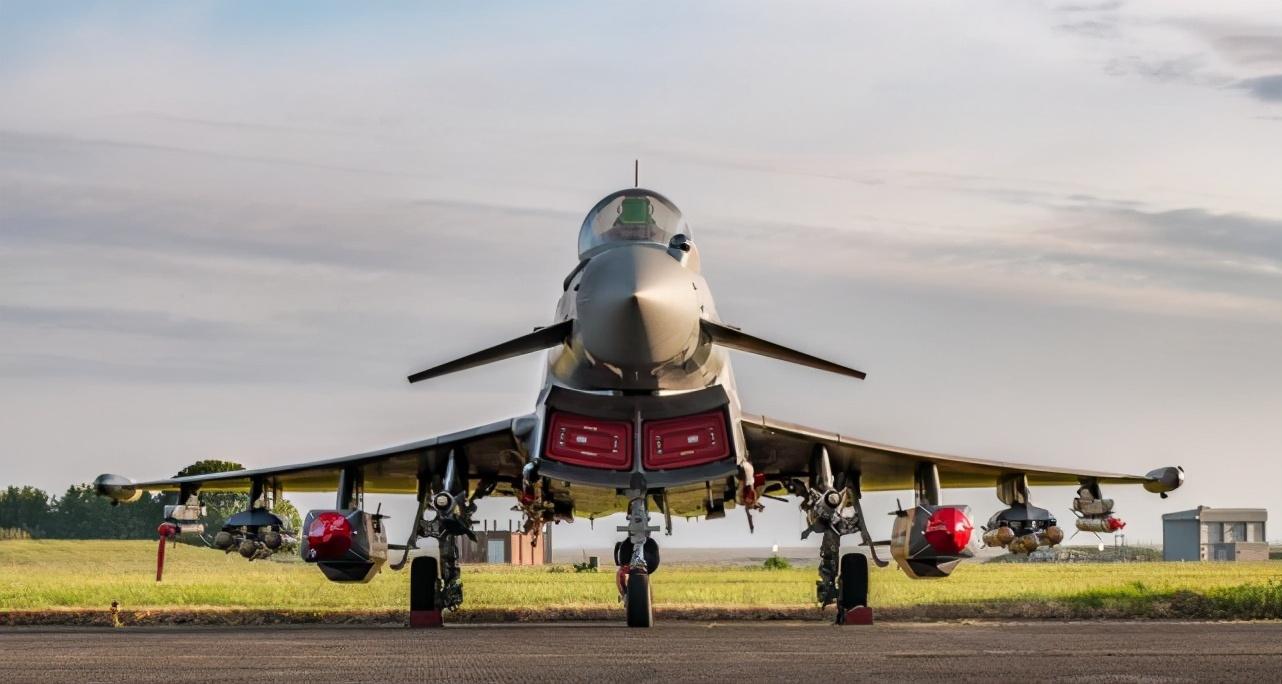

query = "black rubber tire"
[[838, 552, 869, 610], [410, 556, 439, 612], [614, 539, 661, 573], [625, 570, 653, 628]]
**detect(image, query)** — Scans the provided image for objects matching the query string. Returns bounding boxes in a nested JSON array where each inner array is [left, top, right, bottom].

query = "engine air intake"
[[642, 410, 729, 469], [545, 412, 633, 470]]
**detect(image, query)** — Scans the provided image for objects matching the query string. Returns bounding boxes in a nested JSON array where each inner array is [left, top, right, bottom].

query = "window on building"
[[1224, 522, 1246, 543], [1206, 523, 1223, 543]]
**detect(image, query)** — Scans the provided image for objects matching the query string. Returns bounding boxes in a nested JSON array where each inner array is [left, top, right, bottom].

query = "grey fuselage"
[[530, 239, 749, 519]]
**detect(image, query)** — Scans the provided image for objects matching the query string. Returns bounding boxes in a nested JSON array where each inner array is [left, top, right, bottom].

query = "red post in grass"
[[156, 522, 178, 582]]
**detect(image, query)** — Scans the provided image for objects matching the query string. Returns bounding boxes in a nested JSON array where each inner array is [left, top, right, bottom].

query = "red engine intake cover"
[[642, 410, 730, 470], [545, 412, 632, 470], [923, 507, 973, 555], [307, 511, 353, 559]]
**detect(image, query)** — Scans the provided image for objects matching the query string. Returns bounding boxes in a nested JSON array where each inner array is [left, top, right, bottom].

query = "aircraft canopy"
[[578, 189, 690, 258]]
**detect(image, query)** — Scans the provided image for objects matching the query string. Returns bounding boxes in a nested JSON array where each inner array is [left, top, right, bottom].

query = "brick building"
[[456, 519, 552, 565]]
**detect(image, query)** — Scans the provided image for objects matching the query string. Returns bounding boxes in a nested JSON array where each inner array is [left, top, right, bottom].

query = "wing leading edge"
[[96, 416, 534, 498], [740, 413, 1183, 493]]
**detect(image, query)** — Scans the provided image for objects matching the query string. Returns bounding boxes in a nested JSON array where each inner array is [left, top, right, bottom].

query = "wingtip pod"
[[1143, 466, 1184, 494], [94, 473, 142, 504]]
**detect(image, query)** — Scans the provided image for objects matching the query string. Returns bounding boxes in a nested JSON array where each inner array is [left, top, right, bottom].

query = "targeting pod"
[[890, 503, 975, 579], [301, 509, 388, 583]]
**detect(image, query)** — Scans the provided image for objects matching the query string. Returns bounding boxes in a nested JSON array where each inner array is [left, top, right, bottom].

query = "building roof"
[[1162, 506, 1267, 522]]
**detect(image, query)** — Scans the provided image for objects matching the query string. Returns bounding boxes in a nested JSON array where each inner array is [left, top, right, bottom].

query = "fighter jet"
[[96, 188, 1184, 627]]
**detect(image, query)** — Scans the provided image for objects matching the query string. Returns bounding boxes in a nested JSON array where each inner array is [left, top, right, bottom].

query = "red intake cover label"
[[643, 410, 730, 469], [545, 412, 632, 470]]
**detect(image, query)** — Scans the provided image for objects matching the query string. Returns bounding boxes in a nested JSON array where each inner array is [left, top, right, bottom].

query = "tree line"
[[0, 460, 301, 541]]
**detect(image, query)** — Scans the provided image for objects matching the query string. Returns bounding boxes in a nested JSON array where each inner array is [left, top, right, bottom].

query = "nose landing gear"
[[616, 488, 660, 627]]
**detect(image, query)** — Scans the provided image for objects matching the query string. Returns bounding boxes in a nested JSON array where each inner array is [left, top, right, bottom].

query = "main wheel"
[[625, 569, 653, 628], [838, 552, 868, 608], [836, 552, 870, 625], [410, 556, 442, 628]]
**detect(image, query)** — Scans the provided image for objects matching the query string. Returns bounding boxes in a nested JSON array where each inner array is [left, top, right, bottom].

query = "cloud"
[[1211, 35, 1282, 67], [1103, 54, 1225, 86], [1051, 0, 1125, 39], [1049, 8, 1282, 102], [1053, 0, 1124, 11], [1078, 206, 1282, 262], [1170, 19, 1282, 68], [1237, 74, 1282, 102], [0, 304, 243, 340]]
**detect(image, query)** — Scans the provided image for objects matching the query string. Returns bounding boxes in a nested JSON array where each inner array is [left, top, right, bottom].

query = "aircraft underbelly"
[[549, 479, 735, 519]]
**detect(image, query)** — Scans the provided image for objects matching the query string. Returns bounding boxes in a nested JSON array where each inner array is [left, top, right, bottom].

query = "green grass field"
[[2, 541, 1280, 620]]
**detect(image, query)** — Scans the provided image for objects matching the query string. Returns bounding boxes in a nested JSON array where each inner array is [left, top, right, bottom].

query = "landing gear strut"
[[616, 488, 660, 627], [395, 451, 476, 629], [797, 446, 883, 625]]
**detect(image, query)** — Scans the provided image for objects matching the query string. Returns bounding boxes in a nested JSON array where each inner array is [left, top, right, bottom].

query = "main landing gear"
[[615, 488, 660, 627], [796, 445, 884, 626], [394, 451, 477, 629], [835, 552, 872, 625]]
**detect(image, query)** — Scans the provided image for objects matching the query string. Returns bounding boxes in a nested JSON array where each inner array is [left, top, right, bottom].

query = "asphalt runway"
[[3, 621, 1281, 683]]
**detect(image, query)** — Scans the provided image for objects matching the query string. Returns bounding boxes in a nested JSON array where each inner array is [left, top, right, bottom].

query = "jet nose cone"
[[576, 245, 700, 369]]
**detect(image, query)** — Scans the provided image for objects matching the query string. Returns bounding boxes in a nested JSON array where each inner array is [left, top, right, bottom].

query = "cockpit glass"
[[578, 190, 690, 258]]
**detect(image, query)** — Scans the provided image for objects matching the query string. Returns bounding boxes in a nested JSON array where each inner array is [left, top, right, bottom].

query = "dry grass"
[[2, 540, 1280, 622]]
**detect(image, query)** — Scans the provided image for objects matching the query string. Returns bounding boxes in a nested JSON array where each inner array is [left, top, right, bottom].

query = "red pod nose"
[[924, 507, 973, 555], [307, 512, 353, 559]]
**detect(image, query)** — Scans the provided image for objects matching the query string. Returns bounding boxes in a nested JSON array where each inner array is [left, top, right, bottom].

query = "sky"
[[2, 1, 1281, 551]]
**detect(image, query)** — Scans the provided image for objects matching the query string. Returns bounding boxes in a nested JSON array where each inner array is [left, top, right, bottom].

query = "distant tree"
[[0, 459, 301, 542], [0, 486, 52, 538], [175, 460, 249, 534], [273, 497, 302, 533], [45, 484, 166, 539], [173, 459, 302, 537]]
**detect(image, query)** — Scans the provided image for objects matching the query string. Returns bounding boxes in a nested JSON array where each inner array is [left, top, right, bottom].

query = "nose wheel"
[[617, 488, 660, 627], [625, 569, 653, 628]]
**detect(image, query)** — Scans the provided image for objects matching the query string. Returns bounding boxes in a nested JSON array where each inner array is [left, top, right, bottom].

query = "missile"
[[1075, 516, 1126, 533]]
